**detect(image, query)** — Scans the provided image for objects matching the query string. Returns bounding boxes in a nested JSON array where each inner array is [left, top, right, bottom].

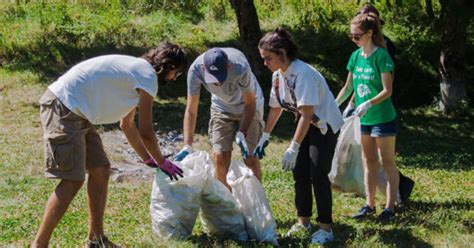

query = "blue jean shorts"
[[360, 119, 397, 137]]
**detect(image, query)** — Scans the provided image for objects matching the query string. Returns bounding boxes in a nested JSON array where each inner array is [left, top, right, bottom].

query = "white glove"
[[253, 132, 270, 159], [282, 141, 300, 171], [355, 101, 372, 117], [235, 131, 249, 160], [342, 102, 355, 118], [174, 145, 193, 162]]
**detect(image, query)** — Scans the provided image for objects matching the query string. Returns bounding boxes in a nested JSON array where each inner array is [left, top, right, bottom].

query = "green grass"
[[1, 66, 473, 247], [0, 1, 473, 246]]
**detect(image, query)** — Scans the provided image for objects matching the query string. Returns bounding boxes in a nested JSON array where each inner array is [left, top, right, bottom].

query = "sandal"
[[85, 236, 120, 248]]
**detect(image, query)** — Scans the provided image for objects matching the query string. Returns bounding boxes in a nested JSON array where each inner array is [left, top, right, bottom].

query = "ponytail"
[[258, 27, 299, 61], [351, 13, 386, 49]]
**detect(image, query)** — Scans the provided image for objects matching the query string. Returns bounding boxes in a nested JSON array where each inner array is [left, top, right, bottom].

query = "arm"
[[120, 108, 149, 161], [292, 105, 314, 144], [335, 72, 354, 106], [183, 93, 200, 146], [239, 90, 257, 134], [136, 89, 165, 164], [262, 107, 283, 134], [367, 72, 393, 105], [354, 72, 393, 116]]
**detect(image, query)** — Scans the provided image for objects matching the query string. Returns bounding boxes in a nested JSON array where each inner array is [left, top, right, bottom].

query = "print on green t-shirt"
[[346, 47, 397, 125]]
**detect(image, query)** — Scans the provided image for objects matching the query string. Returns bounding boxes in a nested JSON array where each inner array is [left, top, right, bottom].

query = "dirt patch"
[[101, 130, 183, 182]]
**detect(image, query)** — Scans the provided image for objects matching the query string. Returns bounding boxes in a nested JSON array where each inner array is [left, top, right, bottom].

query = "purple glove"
[[144, 158, 184, 181]]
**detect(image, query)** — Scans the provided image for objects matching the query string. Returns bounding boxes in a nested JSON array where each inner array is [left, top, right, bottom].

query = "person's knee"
[[89, 165, 111, 178], [60, 179, 84, 192], [214, 152, 230, 167], [244, 156, 259, 168], [381, 158, 396, 168], [363, 157, 379, 169]]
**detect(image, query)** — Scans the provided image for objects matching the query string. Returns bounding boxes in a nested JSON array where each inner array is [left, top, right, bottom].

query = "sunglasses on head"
[[348, 31, 366, 41]]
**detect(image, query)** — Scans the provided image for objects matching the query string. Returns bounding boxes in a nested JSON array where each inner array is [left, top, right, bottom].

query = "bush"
[[0, 0, 472, 108]]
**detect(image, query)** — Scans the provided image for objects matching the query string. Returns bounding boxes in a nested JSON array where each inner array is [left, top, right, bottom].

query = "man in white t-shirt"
[[32, 42, 187, 248], [174, 48, 265, 189]]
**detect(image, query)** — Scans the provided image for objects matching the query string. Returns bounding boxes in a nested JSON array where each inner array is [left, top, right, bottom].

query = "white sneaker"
[[285, 223, 312, 237], [311, 229, 334, 245]]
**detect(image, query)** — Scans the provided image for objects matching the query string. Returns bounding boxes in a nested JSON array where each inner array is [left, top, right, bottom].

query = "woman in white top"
[[254, 27, 343, 245]]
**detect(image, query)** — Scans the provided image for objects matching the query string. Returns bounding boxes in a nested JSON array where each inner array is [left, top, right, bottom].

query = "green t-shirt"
[[346, 47, 397, 125]]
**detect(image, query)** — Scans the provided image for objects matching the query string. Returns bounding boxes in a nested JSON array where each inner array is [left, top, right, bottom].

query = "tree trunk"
[[229, 0, 266, 77], [438, 0, 473, 114], [425, 0, 434, 21]]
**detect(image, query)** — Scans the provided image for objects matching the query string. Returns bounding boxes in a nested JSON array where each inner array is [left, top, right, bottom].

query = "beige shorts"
[[208, 108, 264, 154], [39, 90, 110, 181]]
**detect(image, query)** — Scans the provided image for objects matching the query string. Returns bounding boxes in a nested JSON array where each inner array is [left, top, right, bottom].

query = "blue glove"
[[253, 132, 270, 159], [174, 145, 193, 162], [235, 131, 249, 160]]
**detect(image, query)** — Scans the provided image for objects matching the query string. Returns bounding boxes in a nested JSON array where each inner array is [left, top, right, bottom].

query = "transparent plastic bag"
[[330, 116, 400, 202], [329, 116, 365, 195], [200, 173, 248, 241], [227, 160, 278, 246], [150, 151, 211, 240]]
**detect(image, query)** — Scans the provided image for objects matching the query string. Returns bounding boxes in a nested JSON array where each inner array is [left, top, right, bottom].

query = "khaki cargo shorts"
[[208, 108, 264, 154], [39, 90, 110, 181]]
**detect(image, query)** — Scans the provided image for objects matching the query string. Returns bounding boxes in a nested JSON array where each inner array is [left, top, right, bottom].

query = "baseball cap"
[[203, 48, 228, 83]]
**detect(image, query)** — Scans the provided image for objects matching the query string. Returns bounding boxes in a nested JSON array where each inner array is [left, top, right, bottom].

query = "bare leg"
[[87, 166, 110, 240], [376, 136, 399, 211], [32, 180, 84, 248], [244, 155, 262, 181], [361, 134, 379, 208], [298, 216, 310, 226], [214, 151, 232, 190]]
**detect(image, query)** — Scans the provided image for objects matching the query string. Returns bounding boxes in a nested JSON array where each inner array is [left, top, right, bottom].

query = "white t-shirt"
[[269, 59, 344, 133], [48, 55, 158, 125], [187, 48, 264, 115]]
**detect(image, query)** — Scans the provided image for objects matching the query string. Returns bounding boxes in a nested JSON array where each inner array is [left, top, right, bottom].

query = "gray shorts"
[[39, 90, 110, 181], [208, 108, 264, 154]]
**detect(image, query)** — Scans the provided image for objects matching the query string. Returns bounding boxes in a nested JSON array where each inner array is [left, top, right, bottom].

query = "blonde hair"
[[351, 13, 386, 48]]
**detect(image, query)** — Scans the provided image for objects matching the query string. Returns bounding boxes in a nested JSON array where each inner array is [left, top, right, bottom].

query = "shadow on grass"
[[391, 199, 473, 238], [397, 110, 474, 171], [378, 228, 433, 248]]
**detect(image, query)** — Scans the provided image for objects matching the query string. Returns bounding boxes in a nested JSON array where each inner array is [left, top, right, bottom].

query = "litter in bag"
[[329, 116, 400, 202], [329, 116, 365, 195], [227, 160, 278, 246], [150, 151, 211, 240], [200, 173, 248, 241]]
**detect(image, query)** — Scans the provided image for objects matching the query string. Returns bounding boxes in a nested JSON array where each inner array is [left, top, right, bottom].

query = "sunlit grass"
[[1, 68, 473, 247]]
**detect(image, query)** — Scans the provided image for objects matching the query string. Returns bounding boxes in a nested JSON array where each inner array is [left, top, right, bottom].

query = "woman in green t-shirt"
[[336, 13, 399, 221]]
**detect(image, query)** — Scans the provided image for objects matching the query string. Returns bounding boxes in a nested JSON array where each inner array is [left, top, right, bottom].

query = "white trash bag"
[[200, 173, 248, 241], [329, 116, 401, 202], [329, 116, 365, 195], [150, 151, 211, 240], [227, 160, 278, 246]]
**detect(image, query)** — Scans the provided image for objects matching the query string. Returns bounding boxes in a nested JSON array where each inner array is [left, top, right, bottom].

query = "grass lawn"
[[0, 68, 472, 247]]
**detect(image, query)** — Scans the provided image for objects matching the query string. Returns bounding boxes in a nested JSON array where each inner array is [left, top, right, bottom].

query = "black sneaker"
[[352, 205, 376, 220], [378, 208, 395, 222], [399, 173, 415, 202]]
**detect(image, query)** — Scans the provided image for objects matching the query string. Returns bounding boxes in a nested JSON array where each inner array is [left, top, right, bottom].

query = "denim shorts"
[[360, 119, 397, 137]]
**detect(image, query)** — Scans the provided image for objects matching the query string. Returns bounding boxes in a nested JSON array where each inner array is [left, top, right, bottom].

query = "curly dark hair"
[[141, 42, 187, 83]]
